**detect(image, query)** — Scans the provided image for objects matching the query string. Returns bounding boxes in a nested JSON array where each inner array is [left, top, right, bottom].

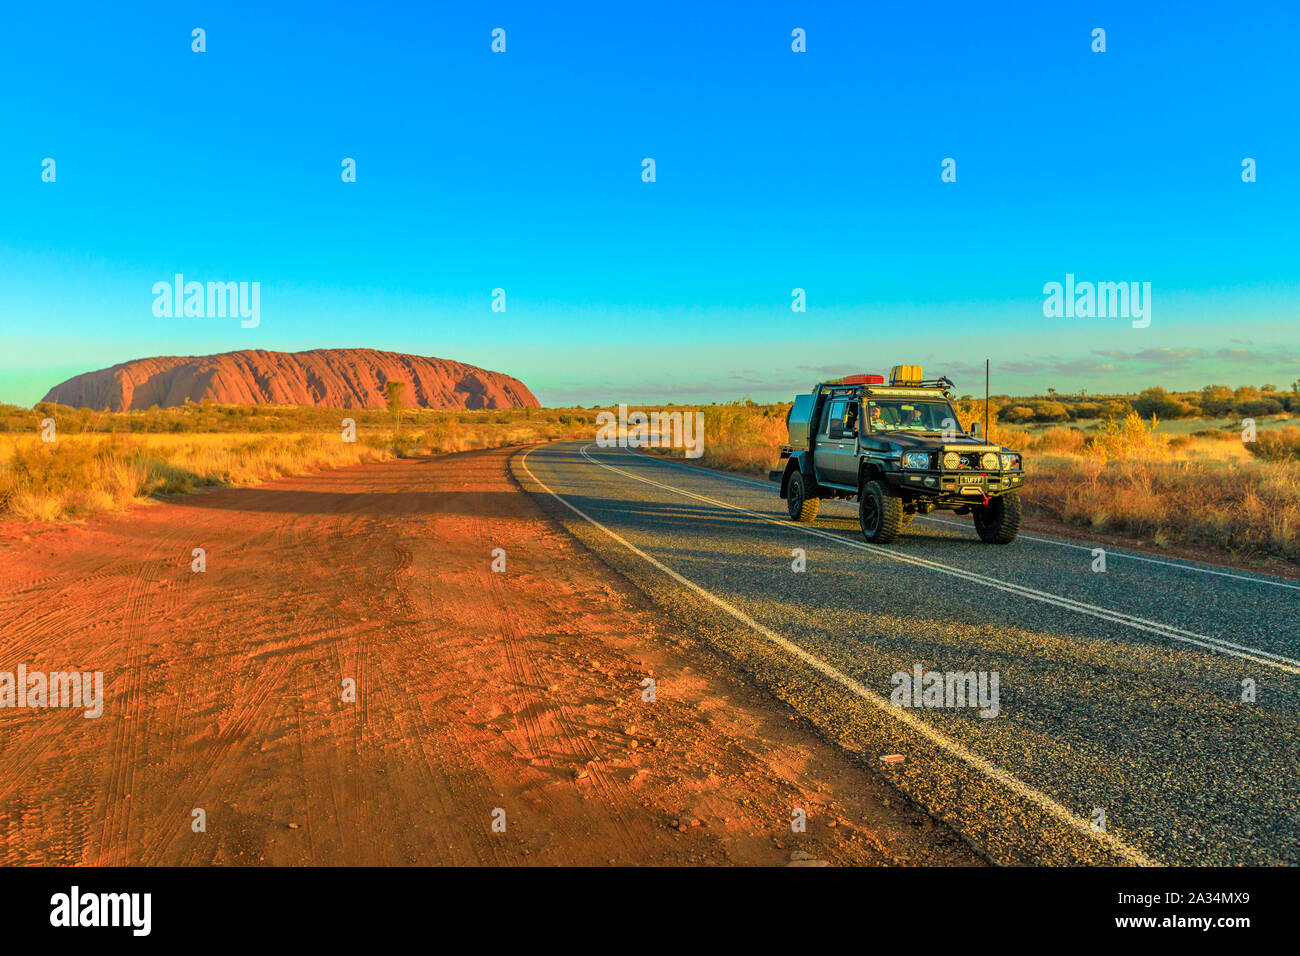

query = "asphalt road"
[[514, 441, 1300, 866]]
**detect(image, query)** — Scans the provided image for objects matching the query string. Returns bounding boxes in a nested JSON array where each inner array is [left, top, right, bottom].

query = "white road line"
[[918, 515, 1300, 592], [519, 444, 1157, 867], [583, 446, 1300, 675], [631, 451, 1300, 592]]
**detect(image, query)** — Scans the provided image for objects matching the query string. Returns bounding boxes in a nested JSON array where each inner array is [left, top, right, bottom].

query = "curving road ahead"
[[514, 441, 1300, 866]]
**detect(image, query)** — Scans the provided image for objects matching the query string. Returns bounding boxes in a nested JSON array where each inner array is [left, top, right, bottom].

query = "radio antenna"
[[984, 359, 990, 438]]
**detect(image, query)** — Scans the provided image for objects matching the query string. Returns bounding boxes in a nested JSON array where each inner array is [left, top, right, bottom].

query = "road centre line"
[[629, 450, 1300, 592], [519, 444, 1158, 867], [587, 447, 1300, 675]]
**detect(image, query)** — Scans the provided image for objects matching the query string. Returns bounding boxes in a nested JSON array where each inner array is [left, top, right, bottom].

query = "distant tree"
[[999, 405, 1036, 423], [1200, 384, 1234, 418], [1133, 387, 1195, 419], [385, 381, 407, 425], [1234, 395, 1283, 417], [1031, 401, 1070, 423]]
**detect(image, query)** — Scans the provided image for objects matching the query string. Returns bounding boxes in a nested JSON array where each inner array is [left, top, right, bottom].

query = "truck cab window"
[[842, 402, 859, 436], [822, 400, 846, 436]]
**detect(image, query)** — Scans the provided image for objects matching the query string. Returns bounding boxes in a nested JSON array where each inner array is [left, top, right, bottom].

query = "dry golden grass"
[[650, 405, 1300, 564], [688, 403, 791, 475], [0, 414, 593, 522], [8, 399, 1299, 564], [1023, 415, 1300, 560], [0, 433, 393, 520]]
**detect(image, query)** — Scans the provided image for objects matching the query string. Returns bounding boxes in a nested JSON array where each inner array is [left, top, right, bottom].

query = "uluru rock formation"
[[42, 348, 540, 411]]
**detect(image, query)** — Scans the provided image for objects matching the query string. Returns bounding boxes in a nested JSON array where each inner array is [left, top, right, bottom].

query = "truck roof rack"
[[814, 376, 955, 395], [919, 377, 955, 390]]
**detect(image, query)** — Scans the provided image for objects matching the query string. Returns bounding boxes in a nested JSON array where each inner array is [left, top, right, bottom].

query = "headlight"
[[981, 452, 999, 470], [902, 452, 931, 469], [942, 451, 961, 470], [1000, 453, 1021, 471]]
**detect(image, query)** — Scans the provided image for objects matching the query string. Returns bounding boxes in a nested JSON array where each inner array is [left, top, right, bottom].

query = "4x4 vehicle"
[[768, 366, 1025, 544]]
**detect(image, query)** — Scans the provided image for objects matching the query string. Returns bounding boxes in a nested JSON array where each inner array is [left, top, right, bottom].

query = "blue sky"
[[2, 0, 1297, 407]]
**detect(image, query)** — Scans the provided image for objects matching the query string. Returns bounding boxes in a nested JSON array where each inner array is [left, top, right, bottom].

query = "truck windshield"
[[865, 400, 958, 433]]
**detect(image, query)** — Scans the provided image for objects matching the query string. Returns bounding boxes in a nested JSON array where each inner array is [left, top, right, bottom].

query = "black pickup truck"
[[768, 367, 1025, 544]]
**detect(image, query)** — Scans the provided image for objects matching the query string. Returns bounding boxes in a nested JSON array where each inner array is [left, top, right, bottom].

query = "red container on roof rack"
[[840, 373, 886, 385]]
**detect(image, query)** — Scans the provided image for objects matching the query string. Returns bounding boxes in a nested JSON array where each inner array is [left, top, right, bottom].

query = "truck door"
[[814, 399, 857, 485]]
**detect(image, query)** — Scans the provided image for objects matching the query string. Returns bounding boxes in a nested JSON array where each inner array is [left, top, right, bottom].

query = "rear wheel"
[[973, 492, 1022, 544], [787, 471, 820, 523], [859, 479, 904, 544]]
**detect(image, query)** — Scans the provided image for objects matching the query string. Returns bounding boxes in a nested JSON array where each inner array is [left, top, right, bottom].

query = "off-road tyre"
[[787, 471, 820, 523], [973, 492, 1022, 544], [859, 479, 904, 544]]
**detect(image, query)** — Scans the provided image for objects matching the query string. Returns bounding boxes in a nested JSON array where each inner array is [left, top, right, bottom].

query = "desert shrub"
[[1234, 398, 1284, 418], [1200, 385, 1235, 418], [1246, 427, 1300, 462], [950, 399, 1013, 445], [1133, 387, 1197, 419], [1029, 401, 1071, 423], [1025, 427, 1087, 454], [423, 413, 463, 453], [1088, 412, 1170, 463], [693, 402, 788, 474]]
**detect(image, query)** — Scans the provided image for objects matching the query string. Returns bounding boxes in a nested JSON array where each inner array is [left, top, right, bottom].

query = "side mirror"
[[969, 421, 982, 436]]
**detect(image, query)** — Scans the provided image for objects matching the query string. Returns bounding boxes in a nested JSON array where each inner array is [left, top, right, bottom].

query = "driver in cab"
[[868, 403, 898, 428]]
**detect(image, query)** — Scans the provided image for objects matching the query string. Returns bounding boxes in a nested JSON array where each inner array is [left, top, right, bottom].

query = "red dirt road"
[[0, 447, 978, 866]]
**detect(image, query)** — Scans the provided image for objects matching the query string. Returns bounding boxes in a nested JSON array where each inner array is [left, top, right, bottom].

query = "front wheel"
[[973, 492, 1022, 544], [787, 471, 820, 523], [859, 479, 904, 544]]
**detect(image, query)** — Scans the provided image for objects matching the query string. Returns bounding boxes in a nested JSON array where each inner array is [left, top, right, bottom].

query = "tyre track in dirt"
[[267, 464, 508, 865], [122, 496, 299, 864], [479, 568, 658, 862], [368, 466, 539, 865], [0, 446, 982, 867]]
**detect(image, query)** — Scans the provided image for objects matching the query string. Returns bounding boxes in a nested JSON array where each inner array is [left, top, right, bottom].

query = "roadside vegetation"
[[652, 396, 1300, 566], [988, 381, 1300, 424], [5, 391, 1299, 567], [0, 402, 597, 521]]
